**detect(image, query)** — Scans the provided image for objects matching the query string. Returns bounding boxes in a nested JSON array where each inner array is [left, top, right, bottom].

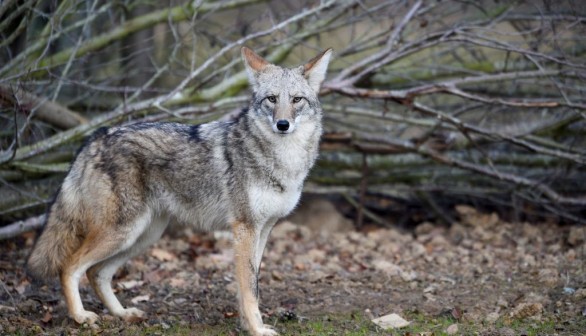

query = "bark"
[[0, 215, 44, 240]]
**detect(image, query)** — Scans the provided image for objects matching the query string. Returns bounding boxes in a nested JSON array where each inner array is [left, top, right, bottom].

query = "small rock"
[[371, 313, 410, 329], [446, 323, 458, 335]]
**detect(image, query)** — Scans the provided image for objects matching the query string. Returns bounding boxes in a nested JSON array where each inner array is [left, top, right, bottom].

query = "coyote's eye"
[[292, 97, 303, 103], [267, 96, 277, 103]]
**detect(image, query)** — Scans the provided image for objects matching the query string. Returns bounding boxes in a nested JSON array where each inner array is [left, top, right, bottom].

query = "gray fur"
[[27, 47, 332, 336]]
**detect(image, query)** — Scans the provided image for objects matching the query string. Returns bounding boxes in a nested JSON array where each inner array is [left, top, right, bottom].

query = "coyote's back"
[[27, 46, 332, 336]]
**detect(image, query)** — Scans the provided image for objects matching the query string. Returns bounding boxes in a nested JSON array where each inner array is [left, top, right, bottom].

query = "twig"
[[3, 0, 264, 77], [356, 153, 368, 228], [342, 193, 391, 227], [332, 0, 423, 86]]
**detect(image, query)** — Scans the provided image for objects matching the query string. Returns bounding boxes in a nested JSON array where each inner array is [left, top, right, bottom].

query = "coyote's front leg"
[[232, 220, 278, 336]]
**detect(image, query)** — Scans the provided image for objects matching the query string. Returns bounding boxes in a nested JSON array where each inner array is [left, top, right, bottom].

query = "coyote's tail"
[[27, 213, 83, 280]]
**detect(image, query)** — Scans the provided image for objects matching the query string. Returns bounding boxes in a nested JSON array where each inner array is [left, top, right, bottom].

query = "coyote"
[[27, 47, 332, 336]]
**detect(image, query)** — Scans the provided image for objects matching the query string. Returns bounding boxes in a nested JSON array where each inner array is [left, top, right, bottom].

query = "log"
[[0, 84, 87, 129], [0, 215, 45, 240]]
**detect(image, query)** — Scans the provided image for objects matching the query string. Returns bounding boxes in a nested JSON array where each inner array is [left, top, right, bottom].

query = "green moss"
[[20, 311, 583, 335]]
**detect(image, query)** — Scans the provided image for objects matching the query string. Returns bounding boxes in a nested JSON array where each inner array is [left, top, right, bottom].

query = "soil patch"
[[0, 206, 584, 335]]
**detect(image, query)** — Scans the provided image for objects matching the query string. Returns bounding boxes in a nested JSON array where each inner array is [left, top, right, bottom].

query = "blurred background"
[[1, 0, 585, 234]]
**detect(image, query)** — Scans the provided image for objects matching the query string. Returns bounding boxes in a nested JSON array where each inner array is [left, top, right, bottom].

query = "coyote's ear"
[[303, 48, 333, 93], [241, 47, 269, 89]]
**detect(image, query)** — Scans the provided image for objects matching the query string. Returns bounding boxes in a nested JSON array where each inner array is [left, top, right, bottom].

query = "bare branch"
[[0, 215, 45, 240]]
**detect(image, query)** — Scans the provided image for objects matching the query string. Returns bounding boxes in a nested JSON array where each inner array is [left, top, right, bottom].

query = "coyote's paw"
[[119, 307, 147, 323], [252, 325, 279, 336], [73, 310, 99, 325]]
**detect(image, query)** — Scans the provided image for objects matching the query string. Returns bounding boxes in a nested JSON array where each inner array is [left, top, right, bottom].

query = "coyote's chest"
[[247, 137, 314, 220], [248, 183, 301, 221]]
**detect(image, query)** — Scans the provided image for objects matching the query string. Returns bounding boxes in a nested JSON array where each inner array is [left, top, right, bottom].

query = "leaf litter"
[[0, 204, 584, 335]]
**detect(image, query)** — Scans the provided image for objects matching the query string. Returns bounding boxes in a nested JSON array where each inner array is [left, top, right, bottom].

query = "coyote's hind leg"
[[61, 231, 131, 325], [87, 215, 169, 322]]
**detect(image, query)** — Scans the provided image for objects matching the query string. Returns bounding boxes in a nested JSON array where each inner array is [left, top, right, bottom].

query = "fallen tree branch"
[[0, 214, 45, 240], [1, 0, 264, 77], [357, 132, 586, 206], [0, 85, 87, 129]]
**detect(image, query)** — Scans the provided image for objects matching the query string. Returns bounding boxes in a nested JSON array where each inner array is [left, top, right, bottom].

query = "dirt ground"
[[0, 202, 585, 335]]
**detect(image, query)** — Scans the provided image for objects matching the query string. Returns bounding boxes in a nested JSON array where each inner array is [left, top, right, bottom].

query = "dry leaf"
[[271, 270, 283, 281], [144, 269, 165, 283], [118, 280, 144, 290], [509, 302, 543, 320], [294, 263, 306, 271], [41, 311, 53, 323], [169, 278, 186, 288], [15, 279, 29, 295], [451, 307, 463, 320], [224, 311, 238, 318], [131, 295, 150, 304], [151, 248, 177, 261]]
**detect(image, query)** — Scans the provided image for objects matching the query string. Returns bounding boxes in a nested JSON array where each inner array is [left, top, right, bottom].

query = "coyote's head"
[[242, 47, 332, 135]]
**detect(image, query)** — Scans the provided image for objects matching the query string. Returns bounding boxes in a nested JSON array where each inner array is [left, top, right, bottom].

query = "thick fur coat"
[[27, 47, 332, 336]]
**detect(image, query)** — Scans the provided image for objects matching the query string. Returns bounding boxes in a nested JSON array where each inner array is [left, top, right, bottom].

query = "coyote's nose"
[[276, 120, 290, 131]]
